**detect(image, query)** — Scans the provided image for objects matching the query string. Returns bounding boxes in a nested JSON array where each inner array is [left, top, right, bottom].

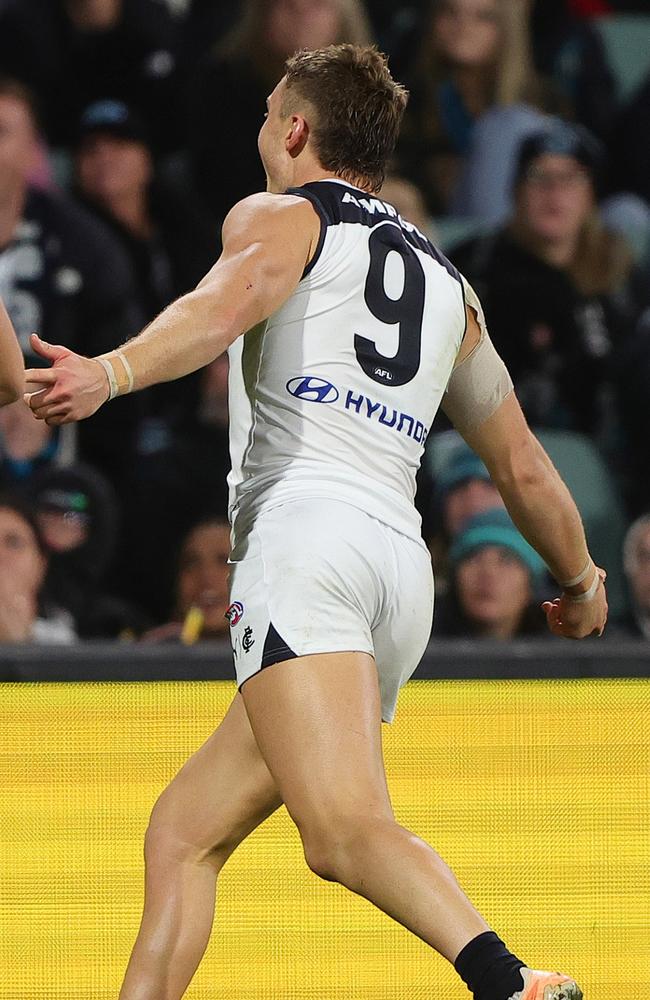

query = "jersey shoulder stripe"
[[284, 184, 329, 278], [285, 180, 461, 285]]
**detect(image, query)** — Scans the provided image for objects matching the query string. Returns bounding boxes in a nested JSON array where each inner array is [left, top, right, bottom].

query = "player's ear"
[[286, 115, 309, 157]]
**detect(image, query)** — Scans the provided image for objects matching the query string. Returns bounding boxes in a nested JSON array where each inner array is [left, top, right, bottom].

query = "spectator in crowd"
[[452, 120, 636, 437], [0, 0, 179, 153], [73, 98, 217, 428], [26, 464, 149, 638], [435, 441, 504, 537], [74, 99, 216, 327], [423, 438, 506, 597], [141, 516, 231, 643], [434, 508, 548, 638], [0, 492, 76, 643], [186, 0, 374, 223], [0, 77, 144, 488], [619, 514, 650, 638], [397, 0, 543, 214], [0, 393, 76, 490]]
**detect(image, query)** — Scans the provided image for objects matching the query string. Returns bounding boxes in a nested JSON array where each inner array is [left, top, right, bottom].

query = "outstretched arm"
[[24, 193, 319, 423], [0, 299, 24, 406], [443, 303, 607, 639]]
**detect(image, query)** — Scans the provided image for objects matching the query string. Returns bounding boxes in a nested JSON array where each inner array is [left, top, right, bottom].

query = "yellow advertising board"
[[1, 678, 647, 998]]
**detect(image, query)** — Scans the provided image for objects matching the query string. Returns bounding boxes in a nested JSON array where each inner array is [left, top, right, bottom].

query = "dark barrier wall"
[[0, 638, 648, 682]]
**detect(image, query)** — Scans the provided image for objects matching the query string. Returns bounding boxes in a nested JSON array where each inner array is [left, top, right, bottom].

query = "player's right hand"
[[542, 566, 608, 639], [23, 333, 110, 425]]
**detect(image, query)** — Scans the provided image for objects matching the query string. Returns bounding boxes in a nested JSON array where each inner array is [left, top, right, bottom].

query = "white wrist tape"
[[96, 357, 119, 401], [115, 349, 135, 394], [565, 568, 600, 604], [96, 351, 134, 400], [561, 560, 593, 589]]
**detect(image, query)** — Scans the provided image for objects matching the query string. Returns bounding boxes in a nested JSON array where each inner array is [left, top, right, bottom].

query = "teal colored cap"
[[438, 443, 491, 498], [449, 508, 546, 581]]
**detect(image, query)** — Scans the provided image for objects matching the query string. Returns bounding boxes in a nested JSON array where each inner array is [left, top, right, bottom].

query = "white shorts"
[[227, 499, 434, 723]]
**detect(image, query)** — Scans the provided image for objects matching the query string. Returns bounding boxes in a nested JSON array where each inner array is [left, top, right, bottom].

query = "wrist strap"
[[114, 349, 135, 393], [561, 559, 593, 589], [96, 350, 134, 399], [565, 568, 600, 604], [96, 357, 119, 401]]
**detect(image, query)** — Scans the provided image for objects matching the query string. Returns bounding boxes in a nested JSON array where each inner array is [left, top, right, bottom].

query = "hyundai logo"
[[286, 376, 340, 404]]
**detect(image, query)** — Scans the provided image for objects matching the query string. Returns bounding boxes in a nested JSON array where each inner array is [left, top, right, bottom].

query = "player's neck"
[[276, 167, 373, 194]]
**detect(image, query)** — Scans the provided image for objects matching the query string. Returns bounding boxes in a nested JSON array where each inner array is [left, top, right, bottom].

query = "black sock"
[[454, 931, 526, 1000]]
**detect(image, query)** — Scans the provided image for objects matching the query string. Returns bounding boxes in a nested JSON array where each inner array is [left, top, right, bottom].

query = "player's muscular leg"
[[242, 652, 490, 964], [119, 693, 282, 1000]]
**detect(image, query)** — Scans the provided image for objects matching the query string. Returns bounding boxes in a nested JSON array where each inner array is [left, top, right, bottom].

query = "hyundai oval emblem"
[[286, 376, 340, 404]]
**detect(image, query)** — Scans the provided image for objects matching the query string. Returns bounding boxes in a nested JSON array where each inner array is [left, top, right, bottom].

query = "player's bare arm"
[[23, 193, 320, 424], [0, 298, 24, 406], [444, 303, 607, 640]]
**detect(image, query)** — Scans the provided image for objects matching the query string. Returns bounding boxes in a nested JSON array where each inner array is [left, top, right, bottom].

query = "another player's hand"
[[23, 334, 110, 425], [542, 566, 608, 639]]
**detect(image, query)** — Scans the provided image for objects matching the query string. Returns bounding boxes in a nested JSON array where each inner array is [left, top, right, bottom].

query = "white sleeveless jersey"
[[227, 179, 467, 546]]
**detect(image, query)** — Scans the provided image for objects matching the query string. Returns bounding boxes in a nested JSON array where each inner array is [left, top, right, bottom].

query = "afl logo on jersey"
[[286, 376, 339, 404], [225, 601, 244, 626]]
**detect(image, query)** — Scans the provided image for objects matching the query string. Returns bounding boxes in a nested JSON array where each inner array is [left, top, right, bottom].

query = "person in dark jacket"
[[452, 120, 637, 438], [73, 99, 217, 428], [0, 77, 145, 488], [0, 491, 76, 643], [26, 464, 150, 638], [0, 0, 179, 153]]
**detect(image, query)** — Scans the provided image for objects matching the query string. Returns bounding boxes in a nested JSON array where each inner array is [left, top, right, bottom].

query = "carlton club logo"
[[286, 375, 339, 404], [224, 601, 244, 626]]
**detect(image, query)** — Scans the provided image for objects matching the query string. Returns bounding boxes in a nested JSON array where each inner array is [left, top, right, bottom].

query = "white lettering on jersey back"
[[227, 180, 466, 545], [341, 190, 426, 238]]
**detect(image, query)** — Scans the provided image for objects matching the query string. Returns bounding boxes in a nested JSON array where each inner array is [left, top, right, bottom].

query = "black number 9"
[[355, 226, 425, 387]]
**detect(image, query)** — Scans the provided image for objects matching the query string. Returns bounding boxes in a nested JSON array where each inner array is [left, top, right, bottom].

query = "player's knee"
[[144, 797, 224, 872], [302, 832, 342, 883], [300, 812, 384, 884]]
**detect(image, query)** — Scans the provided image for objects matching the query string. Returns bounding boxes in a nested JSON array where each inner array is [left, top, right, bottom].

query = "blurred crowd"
[[0, 0, 649, 645]]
